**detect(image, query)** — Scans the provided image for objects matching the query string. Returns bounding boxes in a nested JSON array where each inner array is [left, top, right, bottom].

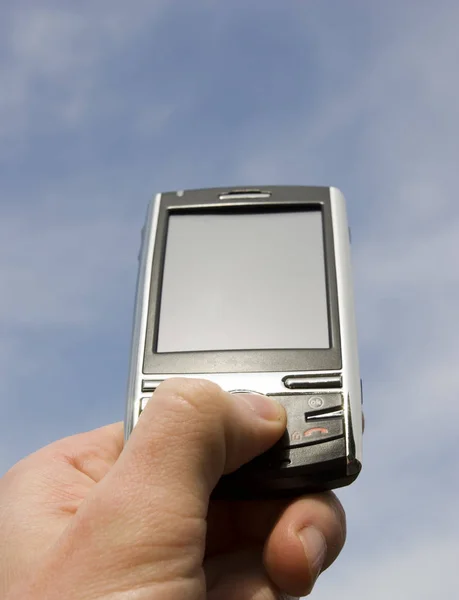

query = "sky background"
[[1, 1, 458, 598]]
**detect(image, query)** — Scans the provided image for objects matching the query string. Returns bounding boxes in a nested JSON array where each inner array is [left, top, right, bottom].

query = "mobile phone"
[[125, 186, 363, 497]]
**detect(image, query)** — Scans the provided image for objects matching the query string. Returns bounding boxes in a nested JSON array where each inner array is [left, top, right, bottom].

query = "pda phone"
[[125, 186, 362, 497]]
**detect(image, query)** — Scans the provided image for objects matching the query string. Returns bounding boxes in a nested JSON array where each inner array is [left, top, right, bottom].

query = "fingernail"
[[298, 526, 327, 584], [238, 393, 284, 421]]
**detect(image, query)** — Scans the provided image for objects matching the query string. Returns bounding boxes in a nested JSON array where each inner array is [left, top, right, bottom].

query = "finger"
[[264, 493, 346, 597], [206, 493, 345, 596], [65, 378, 286, 592], [207, 493, 344, 558], [117, 378, 286, 498]]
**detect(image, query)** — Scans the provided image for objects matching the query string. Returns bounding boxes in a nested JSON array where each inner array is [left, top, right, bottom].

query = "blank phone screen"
[[156, 209, 330, 352]]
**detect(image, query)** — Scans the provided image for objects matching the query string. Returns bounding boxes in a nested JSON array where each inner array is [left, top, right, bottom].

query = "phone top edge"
[[152, 185, 342, 198]]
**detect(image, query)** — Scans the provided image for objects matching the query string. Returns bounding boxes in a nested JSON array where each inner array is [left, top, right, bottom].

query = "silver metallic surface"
[[329, 187, 363, 469], [124, 193, 161, 442]]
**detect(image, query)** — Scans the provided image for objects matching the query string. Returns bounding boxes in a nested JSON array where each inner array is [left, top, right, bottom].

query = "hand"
[[1, 378, 346, 599]]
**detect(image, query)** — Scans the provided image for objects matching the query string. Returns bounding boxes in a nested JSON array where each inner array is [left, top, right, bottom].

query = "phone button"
[[303, 393, 342, 414], [142, 380, 164, 392], [271, 393, 343, 416], [286, 417, 344, 448], [283, 375, 342, 390]]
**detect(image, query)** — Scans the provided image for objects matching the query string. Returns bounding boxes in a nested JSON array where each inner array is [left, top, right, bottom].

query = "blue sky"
[[1, 1, 459, 598]]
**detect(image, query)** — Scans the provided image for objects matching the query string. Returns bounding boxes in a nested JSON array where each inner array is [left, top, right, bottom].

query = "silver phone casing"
[[124, 187, 362, 496]]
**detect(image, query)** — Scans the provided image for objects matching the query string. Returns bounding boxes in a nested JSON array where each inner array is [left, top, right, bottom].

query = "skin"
[[0, 378, 346, 599]]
